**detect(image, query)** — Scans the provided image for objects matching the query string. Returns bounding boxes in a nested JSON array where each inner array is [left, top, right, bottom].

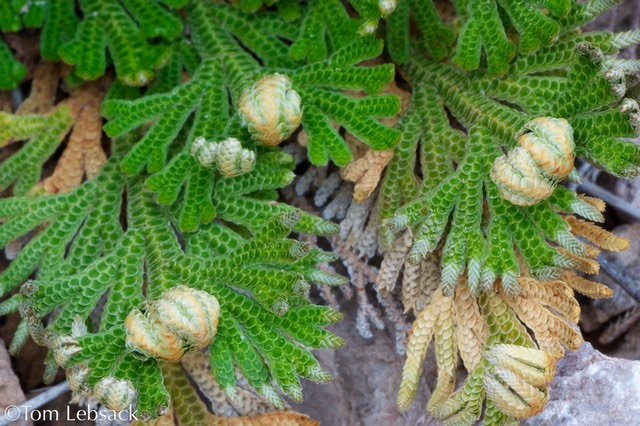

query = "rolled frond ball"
[[190, 136, 219, 168], [124, 308, 183, 361], [491, 147, 555, 206], [239, 74, 302, 147], [216, 137, 256, 177], [154, 286, 220, 351], [516, 117, 575, 180], [124, 286, 220, 362], [93, 377, 136, 412]]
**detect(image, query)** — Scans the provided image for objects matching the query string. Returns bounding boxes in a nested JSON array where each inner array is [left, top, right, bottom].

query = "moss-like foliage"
[[2, 0, 640, 424], [379, 0, 640, 424]]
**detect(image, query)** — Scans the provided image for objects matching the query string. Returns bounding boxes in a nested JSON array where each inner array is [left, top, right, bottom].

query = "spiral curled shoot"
[[491, 117, 575, 206], [190, 137, 256, 177], [124, 286, 220, 362], [239, 74, 302, 147]]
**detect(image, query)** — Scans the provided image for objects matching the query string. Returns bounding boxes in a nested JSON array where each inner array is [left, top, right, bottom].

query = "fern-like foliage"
[[101, 0, 400, 236], [2, 0, 640, 424], [0, 135, 346, 418], [0, 0, 186, 87], [378, 1, 640, 424]]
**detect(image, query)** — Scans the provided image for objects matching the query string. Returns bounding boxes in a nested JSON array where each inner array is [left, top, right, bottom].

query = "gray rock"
[[524, 343, 640, 426]]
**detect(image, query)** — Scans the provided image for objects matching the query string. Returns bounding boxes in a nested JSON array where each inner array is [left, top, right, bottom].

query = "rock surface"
[[0, 338, 31, 426], [524, 342, 640, 426], [293, 297, 440, 426]]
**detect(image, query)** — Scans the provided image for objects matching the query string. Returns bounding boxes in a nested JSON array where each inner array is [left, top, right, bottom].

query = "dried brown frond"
[[583, 243, 601, 259], [557, 247, 600, 275], [518, 278, 580, 323], [566, 215, 630, 251], [562, 271, 613, 299], [226, 412, 318, 426], [500, 283, 583, 358], [454, 283, 487, 371], [342, 148, 393, 202], [39, 83, 106, 194], [376, 230, 412, 297], [16, 61, 61, 115], [183, 350, 285, 417]]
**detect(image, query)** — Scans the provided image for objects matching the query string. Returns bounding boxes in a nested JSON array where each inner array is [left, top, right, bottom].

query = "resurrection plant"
[[0, 0, 639, 425]]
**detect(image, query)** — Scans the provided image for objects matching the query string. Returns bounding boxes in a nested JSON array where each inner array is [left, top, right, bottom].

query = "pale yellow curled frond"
[[491, 117, 575, 206], [576, 195, 606, 213], [454, 285, 487, 372], [485, 344, 556, 388], [398, 290, 448, 409], [565, 215, 630, 251], [518, 278, 580, 323], [490, 147, 555, 206], [483, 370, 549, 418], [125, 286, 220, 362], [428, 296, 457, 412], [563, 271, 613, 299], [516, 117, 574, 180], [376, 230, 412, 297], [342, 148, 394, 202], [238, 74, 302, 147], [556, 247, 600, 275]]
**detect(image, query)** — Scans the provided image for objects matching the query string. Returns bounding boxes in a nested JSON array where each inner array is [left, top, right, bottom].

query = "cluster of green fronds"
[[0, 134, 347, 418], [387, 0, 625, 75], [3, 0, 640, 424], [379, 0, 640, 424], [1, 0, 188, 87], [101, 1, 400, 213], [381, 0, 640, 294], [0, 107, 72, 193]]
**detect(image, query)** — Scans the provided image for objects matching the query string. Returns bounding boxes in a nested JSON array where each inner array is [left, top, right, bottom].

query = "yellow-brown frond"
[[518, 278, 580, 323], [566, 216, 630, 251], [576, 195, 606, 213], [557, 247, 600, 274], [562, 271, 613, 299], [454, 285, 487, 371], [428, 297, 457, 411]]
